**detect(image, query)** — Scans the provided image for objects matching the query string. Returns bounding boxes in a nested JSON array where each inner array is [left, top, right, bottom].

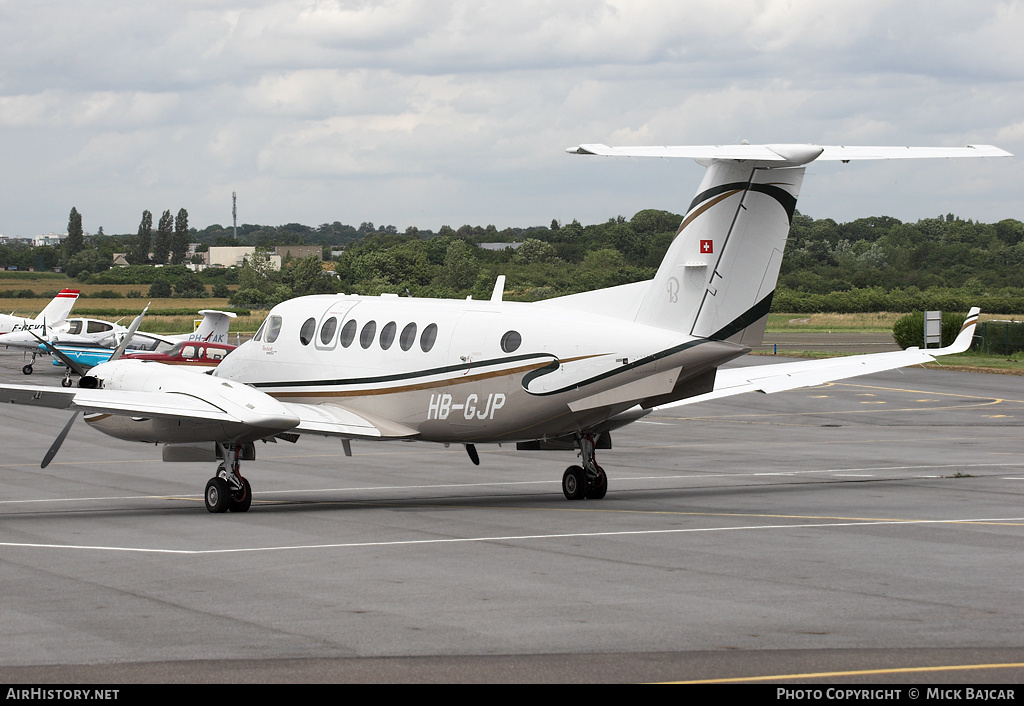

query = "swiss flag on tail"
[[700, 240, 713, 254]]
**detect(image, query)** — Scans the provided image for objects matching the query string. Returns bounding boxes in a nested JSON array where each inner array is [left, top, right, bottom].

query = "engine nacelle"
[[80, 359, 299, 444]]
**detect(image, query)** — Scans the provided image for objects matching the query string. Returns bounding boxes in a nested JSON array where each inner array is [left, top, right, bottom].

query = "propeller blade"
[[41, 412, 80, 469], [29, 330, 90, 378], [110, 302, 150, 362]]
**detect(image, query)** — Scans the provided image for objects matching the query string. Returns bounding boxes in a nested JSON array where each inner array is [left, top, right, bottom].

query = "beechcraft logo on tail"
[[700, 239, 713, 253]]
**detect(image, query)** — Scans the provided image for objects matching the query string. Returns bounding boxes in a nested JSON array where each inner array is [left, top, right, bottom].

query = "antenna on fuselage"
[[490, 275, 506, 303]]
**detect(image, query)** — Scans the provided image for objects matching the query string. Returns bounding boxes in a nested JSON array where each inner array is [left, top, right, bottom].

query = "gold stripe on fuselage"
[[265, 354, 601, 400]]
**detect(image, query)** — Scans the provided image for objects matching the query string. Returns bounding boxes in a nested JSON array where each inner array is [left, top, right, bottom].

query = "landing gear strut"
[[562, 434, 608, 501], [205, 443, 252, 513], [22, 349, 41, 375]]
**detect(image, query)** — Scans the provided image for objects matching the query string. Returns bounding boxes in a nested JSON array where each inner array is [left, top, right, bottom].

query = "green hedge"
[[773, 286, 1024, 315], [71, 307, 251, 317], [892, 311, 967, 349]]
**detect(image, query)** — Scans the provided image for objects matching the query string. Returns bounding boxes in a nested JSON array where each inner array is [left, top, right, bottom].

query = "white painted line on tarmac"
[[2, 516, 1022, 556]]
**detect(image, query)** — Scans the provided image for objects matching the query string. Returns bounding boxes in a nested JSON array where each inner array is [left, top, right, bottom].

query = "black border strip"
[[523, 338, 715, 397], [687, 182, 797, 224], [250, 352, 554, 390], [707, 292, 775, 342]]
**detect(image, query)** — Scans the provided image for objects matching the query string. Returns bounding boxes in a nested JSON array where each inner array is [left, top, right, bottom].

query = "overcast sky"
[[1, 0, 1022, 237]]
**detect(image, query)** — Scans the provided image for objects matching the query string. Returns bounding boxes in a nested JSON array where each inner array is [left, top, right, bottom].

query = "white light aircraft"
[[0, 288, 80, 337], [0, 142, 1010, 513], [4, 309, 238, 376]]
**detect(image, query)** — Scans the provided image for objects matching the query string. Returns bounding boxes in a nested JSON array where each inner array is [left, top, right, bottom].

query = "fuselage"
[[210, 293, 747, 443]]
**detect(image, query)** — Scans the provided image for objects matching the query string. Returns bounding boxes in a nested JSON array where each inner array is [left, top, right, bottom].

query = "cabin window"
[[183, 345, 199, 358], [299, 317, 316, 346], [208, 349, 225, 360], [88, 321, 113, 334], [360, 320, 377, 349], [320, 316, 338, 345], [339, 320, 356, 348], [265, 316, 283, 343], [66, 320, 82, 335], [420, 323, 438, 352], [380, 321, 396, 350], [500, 330, 522, 353], [400, 323, 417, 351], [253, 319, 266, 341]]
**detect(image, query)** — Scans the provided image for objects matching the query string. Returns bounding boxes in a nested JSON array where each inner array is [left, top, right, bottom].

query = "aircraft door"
[[315, 299, 357, 351]]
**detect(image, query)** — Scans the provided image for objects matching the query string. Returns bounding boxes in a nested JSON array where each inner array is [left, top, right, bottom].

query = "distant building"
[[112, 253, 130, 267], [477, 242, 523, 251], [33, 233, 66, 247], [206, 246, 281, 270], [0, 236, 34, 246], [274, 245, 322, 261]]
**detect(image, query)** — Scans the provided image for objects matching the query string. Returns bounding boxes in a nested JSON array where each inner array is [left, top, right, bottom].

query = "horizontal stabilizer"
[[568, 144, 1012, 163]]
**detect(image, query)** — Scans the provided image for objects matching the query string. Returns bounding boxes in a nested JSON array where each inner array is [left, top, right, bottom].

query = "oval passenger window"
[[339, 320, 356, 348], [380, 321, 396, 350], [420, 323, 438, 352], [399, 323, 417, 351], [320, 316, 338, 345], [360, 321, 377, 349], [299, 317, 316, 346]]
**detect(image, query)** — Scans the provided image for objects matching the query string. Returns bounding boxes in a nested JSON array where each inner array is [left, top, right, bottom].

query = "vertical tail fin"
[[35, 289, 80, 326], [188, 310, 237, 343], [635, 159, 806, 345]]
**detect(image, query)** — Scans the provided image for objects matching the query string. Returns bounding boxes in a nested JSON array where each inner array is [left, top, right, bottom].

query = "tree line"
[[4, 206, 1024, 313]]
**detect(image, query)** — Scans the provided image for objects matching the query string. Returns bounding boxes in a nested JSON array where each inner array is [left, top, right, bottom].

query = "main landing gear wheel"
[[562, 434, 609, 501], [586, 464, 608, 500], [562, 465, 587, 500], [205, 445, 254, 514], [22, 364, 32, 375], [228, 477, 252, 513], [205, 476, 231, 513], [61, 377, 73, 388]]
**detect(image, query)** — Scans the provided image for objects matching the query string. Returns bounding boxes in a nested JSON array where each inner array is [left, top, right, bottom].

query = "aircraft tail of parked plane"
[[0, 141, 1011, 512], [0, 288, 80, 336], [35, 288, 81, 327], [560, 143, 1009, 346], [182, 310, 237, 344]]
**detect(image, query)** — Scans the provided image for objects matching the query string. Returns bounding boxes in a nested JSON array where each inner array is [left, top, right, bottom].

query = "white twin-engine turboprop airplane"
[[0, 143, 1010, 513]]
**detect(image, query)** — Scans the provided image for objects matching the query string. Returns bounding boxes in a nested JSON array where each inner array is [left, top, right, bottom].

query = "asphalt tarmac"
[[0, 348, 1022, 683]]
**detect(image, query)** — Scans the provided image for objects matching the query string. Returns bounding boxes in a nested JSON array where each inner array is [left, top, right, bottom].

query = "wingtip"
[[936, 307, 981, 356]]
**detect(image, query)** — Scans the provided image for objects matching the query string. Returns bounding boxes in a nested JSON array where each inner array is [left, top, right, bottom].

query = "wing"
[[655, 308, 980, 410], [0, 383, 245, 422], [0, 360, 301, 434]]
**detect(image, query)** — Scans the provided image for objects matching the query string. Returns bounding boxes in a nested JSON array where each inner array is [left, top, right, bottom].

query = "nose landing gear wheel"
[[562, 465, 587, 500], [205, 476, 231, 513], [22, 364, 33, 375]]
